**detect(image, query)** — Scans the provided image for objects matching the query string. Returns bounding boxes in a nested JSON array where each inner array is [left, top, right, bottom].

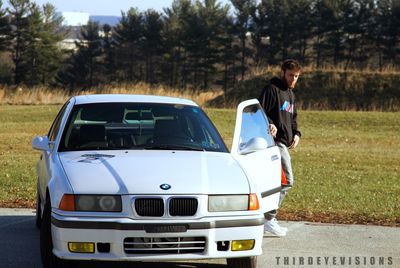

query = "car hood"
[[58, 150, 250, 195]]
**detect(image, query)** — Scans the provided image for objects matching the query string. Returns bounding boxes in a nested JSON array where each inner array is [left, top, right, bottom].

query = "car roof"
[[72, 94, 198, 106]]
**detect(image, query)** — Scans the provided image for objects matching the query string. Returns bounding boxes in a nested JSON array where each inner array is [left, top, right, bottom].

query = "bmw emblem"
[[160, 184, 171, 190]]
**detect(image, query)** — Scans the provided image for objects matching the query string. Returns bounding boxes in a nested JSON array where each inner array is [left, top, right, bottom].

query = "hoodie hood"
[[270, 77, 288, 91]]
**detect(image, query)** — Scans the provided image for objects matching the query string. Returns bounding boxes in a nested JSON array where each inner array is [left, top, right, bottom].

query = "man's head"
[[280, 59, 301, 89]]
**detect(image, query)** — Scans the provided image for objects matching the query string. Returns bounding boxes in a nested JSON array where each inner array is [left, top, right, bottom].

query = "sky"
[[5, 0, 232, 16]]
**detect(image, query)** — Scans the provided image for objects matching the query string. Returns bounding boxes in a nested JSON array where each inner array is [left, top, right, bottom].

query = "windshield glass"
[[59, 103, 228, 152]]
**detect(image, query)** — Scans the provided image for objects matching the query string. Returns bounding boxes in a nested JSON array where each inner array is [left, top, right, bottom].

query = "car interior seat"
[[153, 119, 183, 144], [79, 124, 108, 149]]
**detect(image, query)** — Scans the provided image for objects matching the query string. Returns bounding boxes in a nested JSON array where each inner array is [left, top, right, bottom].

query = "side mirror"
[[239, 137, 268, 155], [32, 136, 51, 151]]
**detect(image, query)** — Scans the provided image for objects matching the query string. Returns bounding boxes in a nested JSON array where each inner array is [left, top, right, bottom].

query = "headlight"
[[76, 195, 122, 212], [59, 194, 122, 212], [208, 195, 249, 212]]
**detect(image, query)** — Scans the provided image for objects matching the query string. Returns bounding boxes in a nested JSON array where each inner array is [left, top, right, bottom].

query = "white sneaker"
[[275, 220, 288, 232], [280, 226, 288, 232], [264, 218, 286, 237]]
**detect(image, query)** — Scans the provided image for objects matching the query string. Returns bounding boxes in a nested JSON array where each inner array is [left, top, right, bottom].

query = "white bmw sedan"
[[32, 94, 281, 268]]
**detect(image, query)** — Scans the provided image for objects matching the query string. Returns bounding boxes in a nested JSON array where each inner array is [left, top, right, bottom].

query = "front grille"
[[135, 198, 164, 217], [134, 197, 199, 217], [124, 237, 206, 254], [169, 198, 198, 216]]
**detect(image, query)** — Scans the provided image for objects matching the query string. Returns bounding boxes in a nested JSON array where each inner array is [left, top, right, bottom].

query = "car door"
[[231, 99, 281, 213]]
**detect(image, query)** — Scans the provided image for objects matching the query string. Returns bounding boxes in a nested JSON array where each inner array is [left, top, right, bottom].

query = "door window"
[[48, 102, 70, 141], [239, 104, 274, 150]]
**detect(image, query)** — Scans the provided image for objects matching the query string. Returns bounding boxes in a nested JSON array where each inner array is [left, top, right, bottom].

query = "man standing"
[[258, 59, 302, 236]]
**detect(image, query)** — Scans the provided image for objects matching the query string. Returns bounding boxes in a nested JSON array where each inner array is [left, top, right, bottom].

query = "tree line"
[[0, 0, 399, 92]]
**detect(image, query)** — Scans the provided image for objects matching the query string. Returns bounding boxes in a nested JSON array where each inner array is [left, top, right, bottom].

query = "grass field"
[[0, 105, 399, 226]]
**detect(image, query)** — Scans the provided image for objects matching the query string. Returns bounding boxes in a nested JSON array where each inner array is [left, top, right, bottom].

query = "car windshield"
[[59, 102, 228, 153]]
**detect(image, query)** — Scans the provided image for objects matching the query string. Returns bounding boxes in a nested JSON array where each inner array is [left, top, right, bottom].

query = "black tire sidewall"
[[227, 256, 258, 268], [35, 191, 42, 229], [40, 198, 59, 268]]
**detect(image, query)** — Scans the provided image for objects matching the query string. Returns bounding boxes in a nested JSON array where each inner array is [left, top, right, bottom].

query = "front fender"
[[47, 153, 74, 209]]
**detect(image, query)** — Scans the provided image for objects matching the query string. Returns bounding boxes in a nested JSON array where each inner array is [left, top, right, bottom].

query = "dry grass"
[[0, 83, 223, 107], [247, 64, 400, 78], [214, 66, 400, 111], [0, 86, 70, 105]]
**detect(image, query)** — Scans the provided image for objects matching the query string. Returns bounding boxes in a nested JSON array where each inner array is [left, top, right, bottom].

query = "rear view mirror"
[[239, 137, 268, 155], [32, 136, 51, 151]]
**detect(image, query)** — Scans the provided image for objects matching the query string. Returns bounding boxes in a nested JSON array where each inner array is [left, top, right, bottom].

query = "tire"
[[35, 191, 42, 229], [40, 198, 66, 268], [227, 257, 258, 268]]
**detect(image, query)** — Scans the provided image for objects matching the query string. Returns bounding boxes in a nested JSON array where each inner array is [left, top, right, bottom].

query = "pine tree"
[[57, 21, 103, 88], [218, 15, 238, 99], [345, 0, 375, 68], [291, 0, 313, 64], [180, 2, 205, 89], [377, 0, 400, 67], [23, 3, 64, 85], [23, 3, 42, 85], [250, 1, 268, 66], [162, 2, 183, 87], [312, 0, 334, 67], [142, 9, 163, 84], [341, 0, 363, 69], [8, 0, 64, 86], [163, 0, 196, 88], [230, 0, 256, 80], [102, 23, 117, 83], [258, 0, 292, 64], [325, 0, 347, 66], [195, 0, 230, 89], [0, 0, 11, 52], [38, 3, 65, 84], [0, 1, 12, 82], [114, 8, 144, 82], [8, 0, 31, 84], [77, 21, 103, 87]]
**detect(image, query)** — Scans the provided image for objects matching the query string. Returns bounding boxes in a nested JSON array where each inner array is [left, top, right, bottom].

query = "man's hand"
[[289, 135, 300, 149], [269, 124, 277, 137]]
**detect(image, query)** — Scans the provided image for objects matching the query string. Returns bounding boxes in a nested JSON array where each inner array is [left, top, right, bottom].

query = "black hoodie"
[[258, 77, 301, 147]]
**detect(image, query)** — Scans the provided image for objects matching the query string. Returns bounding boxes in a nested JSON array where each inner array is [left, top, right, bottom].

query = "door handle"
[[271, 155, 279, 161]]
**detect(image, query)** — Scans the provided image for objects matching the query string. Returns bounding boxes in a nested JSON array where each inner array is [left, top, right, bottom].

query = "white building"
[[59, 12, 90, 27]]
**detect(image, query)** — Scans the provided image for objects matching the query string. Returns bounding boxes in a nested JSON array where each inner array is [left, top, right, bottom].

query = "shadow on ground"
[[0, 215, 226, 268]]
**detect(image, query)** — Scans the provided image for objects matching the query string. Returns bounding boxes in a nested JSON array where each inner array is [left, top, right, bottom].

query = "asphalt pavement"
[[0, 208, 398, 268]]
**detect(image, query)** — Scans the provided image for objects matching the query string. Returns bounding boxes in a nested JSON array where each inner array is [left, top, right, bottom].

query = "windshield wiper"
[[141, 144, 205, 151]]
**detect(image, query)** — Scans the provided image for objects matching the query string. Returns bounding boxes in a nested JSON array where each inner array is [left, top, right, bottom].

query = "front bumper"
[[51, 213, 265, 261]]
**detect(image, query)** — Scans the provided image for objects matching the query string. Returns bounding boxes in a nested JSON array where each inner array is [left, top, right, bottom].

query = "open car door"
[[231, 99, 281, 213]]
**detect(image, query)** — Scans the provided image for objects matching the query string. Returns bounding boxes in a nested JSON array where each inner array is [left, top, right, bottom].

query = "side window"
[[48, 102, 70, 141], [239, 104, 274, 149]]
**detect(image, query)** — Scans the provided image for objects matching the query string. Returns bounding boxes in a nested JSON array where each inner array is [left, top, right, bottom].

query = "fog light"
[[231, 240, 255, 251], [68, 242, 95, 253]]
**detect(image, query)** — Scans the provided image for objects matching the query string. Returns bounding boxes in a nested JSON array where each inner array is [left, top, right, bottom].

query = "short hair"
[[281, 59, 301, 72]]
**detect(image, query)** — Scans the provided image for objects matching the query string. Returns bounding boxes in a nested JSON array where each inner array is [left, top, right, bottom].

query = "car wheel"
[[40, 198, 66, 268], [35, 191, 42, 229], [227, 257, 258, 268]]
